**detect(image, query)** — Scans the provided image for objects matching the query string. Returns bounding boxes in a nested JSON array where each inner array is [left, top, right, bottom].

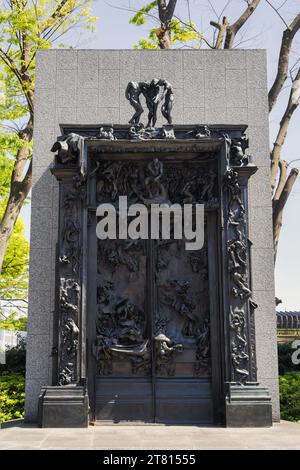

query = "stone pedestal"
[[38, 385, 89, 428], [226, 383, 272, 427]]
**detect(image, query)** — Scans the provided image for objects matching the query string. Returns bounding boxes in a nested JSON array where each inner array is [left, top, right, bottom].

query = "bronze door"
[[89, 157, 217, 424]]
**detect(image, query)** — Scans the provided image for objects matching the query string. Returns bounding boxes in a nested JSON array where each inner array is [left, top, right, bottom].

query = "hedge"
[[0, 371, 25, 422], [279, 371, 300, 423]]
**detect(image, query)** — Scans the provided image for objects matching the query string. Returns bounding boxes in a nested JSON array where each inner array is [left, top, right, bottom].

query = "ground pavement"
[[0, 421, 300, 450]]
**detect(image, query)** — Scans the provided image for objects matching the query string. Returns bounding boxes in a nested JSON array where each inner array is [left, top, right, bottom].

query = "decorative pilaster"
[[222, 134, 272, 426], [38, 133, 88, 427]]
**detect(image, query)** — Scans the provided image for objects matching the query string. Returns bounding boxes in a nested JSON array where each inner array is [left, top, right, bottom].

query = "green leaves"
[[129, 1, 157, 26], [170, 19, 200, 43], [0, 312, 27, 331], [0, 210, 29, 302], [130, 4, 202, 49], [134, 38, 159, 50], [0, 0, 97, 282], [279, 372, 300, 423], [0, 372, 25, 422]]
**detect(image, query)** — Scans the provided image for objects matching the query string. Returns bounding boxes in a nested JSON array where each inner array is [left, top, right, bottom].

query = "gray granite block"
[[56, 49, 78, 70], [183, 107, 205, 125], [35, 50, 56, 89], [26, 334, 51, 380], [25, 379, 49, 422], [98, 50, 120, 69], [30, 207, 53, 251], [251, 248, 275, 292], [250, 205, 273, 249], [224, 50, 246, 69], [226, 69, 247, 108], [98, 69, 120, 108], [184, 70, 205, 108], [183, 50, 205, 70]]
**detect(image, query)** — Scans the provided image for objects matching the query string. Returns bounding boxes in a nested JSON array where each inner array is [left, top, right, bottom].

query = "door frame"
[[51, 124, 259, 426], [86, 146, 224, 424]]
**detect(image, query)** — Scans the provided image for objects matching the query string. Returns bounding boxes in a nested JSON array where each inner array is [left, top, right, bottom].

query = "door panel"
[[155, 379, 213, 424], [95, 239, 150, 378], [92, 156, 216, 423], [95, 378, 153, 422]]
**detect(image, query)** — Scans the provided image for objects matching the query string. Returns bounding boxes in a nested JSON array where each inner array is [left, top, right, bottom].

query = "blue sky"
[[22, 0, 300, 310]]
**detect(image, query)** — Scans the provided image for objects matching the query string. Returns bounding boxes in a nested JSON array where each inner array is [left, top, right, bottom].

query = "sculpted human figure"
[[125, 81, 144, 125], [159, 79, 174, 125], [126, 78, 174, 128], [145, 157, 164, 198], [200, 170, 216, 201], [140, 78, 161, 128]]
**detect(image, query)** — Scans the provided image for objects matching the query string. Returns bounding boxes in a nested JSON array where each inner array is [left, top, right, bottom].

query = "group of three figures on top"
[[125, 78, 174, 128]]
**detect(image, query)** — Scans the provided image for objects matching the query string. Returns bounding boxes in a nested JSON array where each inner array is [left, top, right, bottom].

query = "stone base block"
[[38, 385, 89, 427], [225, 382, 272, 427]]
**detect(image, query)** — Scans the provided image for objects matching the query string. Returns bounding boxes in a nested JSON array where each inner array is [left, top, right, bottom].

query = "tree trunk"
[[270, 68, 300, 191], [273, 167, 299, 261], [0, 122, 32, 274], [268, 13, 300, 112], [0, 166, 32, 272], [156, 25, 172, 48], [224, 0, 261, 49], [156, 0, 177, 49], [210, 17, 228, 49]]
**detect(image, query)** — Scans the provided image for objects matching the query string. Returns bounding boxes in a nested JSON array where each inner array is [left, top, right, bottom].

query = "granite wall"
[[25, 49, 279, 421]]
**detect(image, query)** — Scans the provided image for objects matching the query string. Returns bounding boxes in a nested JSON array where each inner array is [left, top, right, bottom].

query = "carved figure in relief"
[[125, 81, 144, 125], [62, 316, 79, 355], [189, 250, 208, 281], [232, 271, 251, 297], [94, 294, 150, 376], [51, 133, 81, 164], [225, 134, 249, 166], [154, 333, 183, 376], [182, 176, 197, 203], [58, 363, 74, 386], [101, 161, 123, 200], [115, 299, 145, 346], [141, 79, 161, 128], [231, 342, 249, 382], [159, 79, 174, 125], [224, 168, 244, 209], [129, 124, 147, 141], [230, 309, 247, 349], [63, 219, 80, 245], [195, 126, 211, 139], [227, 239, 247, 271], [145, 157, 165, 200], [60, 217, 80, 273], [194, 318, 210, 375], [228, 208, 245, 241], [164, 280, 196, 337], [97, 281, 113, 305], [98, 127, 115, 140], [200, 170, 216, 201]]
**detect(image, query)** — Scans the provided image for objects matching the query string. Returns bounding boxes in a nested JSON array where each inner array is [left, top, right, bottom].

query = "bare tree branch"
[[173, 14, 214, 48], [273, 167, 299, 261], [210, 16, 228, 49], [270, 67, 300, 191], [224, 0, 261, 49], [273, 159, 288, 201], [265, 0, 289, 28], [268, 12, 300, 112]]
